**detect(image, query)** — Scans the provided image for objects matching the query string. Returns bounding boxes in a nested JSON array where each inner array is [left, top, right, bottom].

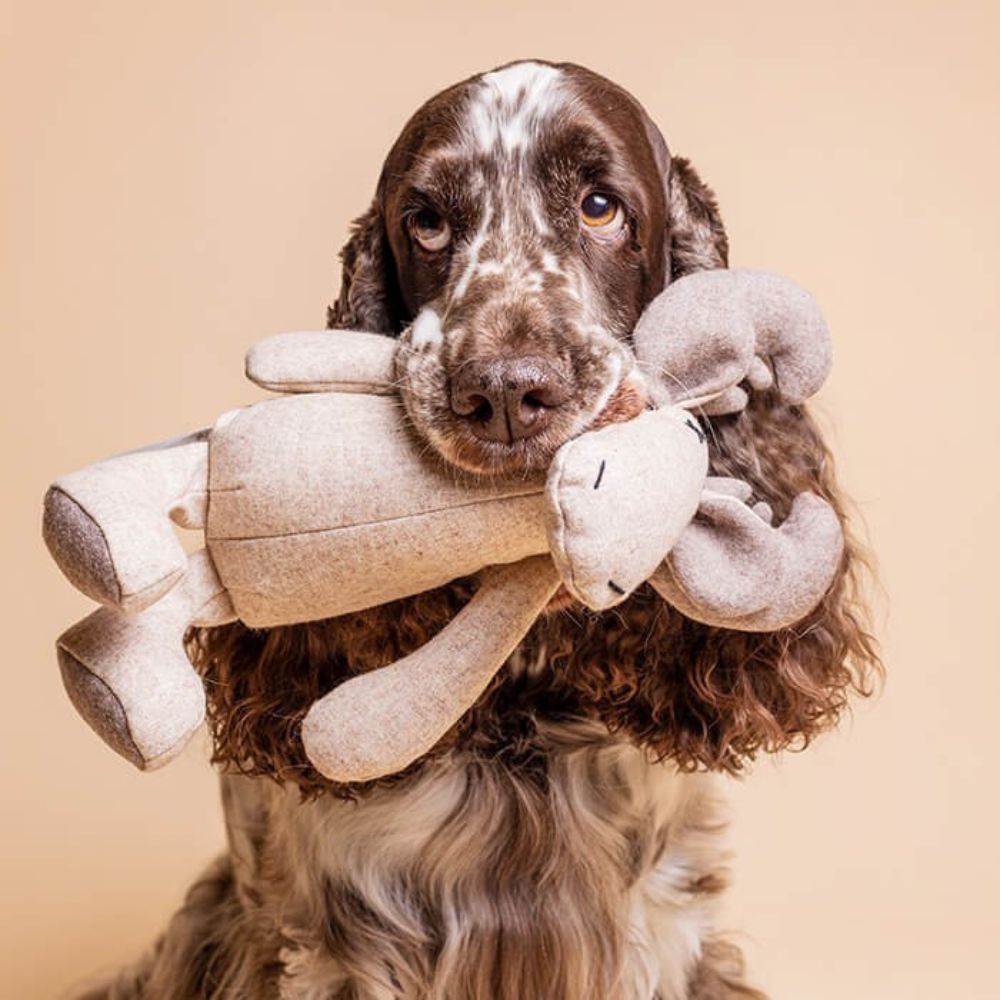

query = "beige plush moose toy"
[[43, 269, 842, 784]]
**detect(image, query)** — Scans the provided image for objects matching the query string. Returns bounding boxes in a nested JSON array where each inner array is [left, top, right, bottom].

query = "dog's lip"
[[431, 430, 561, 477]]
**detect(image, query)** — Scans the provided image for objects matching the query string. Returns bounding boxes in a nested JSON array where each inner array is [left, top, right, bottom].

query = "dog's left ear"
[[327, 200, 404, 333], [634, 119, 880, 771], [666, 157, 730, 279], [638, 111, 729, 281]]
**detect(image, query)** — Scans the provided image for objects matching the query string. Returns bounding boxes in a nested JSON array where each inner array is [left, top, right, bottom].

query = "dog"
[[86, 60, 878, 1000]]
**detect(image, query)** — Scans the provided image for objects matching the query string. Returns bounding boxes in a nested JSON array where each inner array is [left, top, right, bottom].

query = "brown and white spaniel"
[[84, 60, 878, 1000]]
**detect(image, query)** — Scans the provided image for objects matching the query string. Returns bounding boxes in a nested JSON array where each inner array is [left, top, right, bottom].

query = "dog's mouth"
[[427, 374, 647, 476], [395, 309, 644, 477], [425, 421, 578, 477]]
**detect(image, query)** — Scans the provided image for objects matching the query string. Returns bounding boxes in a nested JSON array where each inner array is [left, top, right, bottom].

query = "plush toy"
[[42, 269, 842, 783]]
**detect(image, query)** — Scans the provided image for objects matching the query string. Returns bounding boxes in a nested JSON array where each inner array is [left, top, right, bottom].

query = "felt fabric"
[[302, 555, 561, 782], [57, 550, 234, 770], [43, 431, 209, 613], [634, 268, 831, 414], [546, 407, 707, 610], [246, 330, 397, 394], [207, 391, 550, 625], [42, 268, 846, 780], [650, 483, 844, 631]]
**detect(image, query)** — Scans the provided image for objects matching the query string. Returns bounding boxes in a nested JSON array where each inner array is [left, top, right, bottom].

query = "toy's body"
[[43, 269, 844, 783]]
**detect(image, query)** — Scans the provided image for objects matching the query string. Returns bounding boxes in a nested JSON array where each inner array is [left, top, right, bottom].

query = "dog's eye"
[[410, 208, 452, 252], [580, 192, 625, 234]]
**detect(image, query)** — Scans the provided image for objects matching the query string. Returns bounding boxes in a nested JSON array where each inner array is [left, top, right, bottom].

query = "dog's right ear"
[[326, 200, 404, 333]]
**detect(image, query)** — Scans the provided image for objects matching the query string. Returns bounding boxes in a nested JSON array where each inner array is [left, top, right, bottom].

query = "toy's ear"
[[666, 156, 729, 280], [326, 200, 406, 334]]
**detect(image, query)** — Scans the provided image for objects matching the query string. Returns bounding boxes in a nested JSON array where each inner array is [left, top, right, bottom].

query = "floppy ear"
[[666, 156, 729, 279], [326, 200, 405, 333], [638, 154, 880, 770]]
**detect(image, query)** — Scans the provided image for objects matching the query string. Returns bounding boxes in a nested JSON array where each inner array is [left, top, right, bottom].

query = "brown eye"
[[410, 208, 452, 251], [580, 192, 624, 233]]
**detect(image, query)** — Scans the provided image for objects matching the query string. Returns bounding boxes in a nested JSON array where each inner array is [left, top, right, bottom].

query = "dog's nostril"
[[522, 383, 566, 409], [450, 357, 569, 445], [469, 395, 494, 423]]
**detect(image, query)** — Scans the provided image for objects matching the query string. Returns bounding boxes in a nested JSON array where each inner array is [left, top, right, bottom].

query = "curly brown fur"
[[108, 60, 880, 999], [193, 401, 877, 795], [686, 940, 768, 1000]]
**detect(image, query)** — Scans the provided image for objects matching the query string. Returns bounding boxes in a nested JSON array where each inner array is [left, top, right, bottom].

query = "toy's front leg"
[[58, 550, 234, 770], [43, 430, 209, 613], [302, 556, 560, 783]]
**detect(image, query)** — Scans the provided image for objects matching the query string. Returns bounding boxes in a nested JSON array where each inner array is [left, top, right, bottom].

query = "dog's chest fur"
[[217, 721, 731, 1000]]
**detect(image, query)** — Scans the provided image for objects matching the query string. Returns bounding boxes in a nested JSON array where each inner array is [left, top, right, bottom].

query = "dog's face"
[[330, 60, 727, 475]]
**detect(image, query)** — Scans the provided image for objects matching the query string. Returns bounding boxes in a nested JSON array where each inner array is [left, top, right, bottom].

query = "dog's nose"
[[450, 357, 570, 443]]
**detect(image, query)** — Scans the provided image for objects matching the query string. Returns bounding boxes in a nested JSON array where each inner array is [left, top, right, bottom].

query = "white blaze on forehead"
[[526, 189, 552, 236], [452, 199, 494, 301], [540, 250, 563, 276], [466, 61, 565, 155]]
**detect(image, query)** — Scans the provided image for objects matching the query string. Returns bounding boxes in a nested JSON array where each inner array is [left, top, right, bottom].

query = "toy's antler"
[[650, 477, 844, 631], [634, 270, 843, 629], [634, 269, 831, 415]]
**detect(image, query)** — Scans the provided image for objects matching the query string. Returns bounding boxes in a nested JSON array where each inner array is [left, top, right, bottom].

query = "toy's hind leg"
[[43, 430, 209, 613], [58, 550, 234, 770]]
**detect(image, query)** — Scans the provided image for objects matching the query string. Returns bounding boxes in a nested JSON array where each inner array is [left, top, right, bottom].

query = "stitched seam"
[[252, 379, 394, 395], [208, 487, 544, 542], [548, 447, 578, 597], [120, 567, 185, 606], [58, 647, 144, 766]]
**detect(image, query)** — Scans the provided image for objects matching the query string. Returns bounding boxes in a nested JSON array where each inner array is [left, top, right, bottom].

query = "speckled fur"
[[81, 61, 878, 1000]]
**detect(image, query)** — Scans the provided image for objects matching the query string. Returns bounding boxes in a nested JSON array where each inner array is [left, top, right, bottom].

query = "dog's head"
[[328, 60, 727, 474]]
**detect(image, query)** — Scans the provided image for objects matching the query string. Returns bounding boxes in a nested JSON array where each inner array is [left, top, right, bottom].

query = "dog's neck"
[[217, 723, 729, 999]]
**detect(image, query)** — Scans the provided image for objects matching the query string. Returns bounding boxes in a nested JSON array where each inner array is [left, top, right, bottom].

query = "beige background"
[[3, 1, 998, 996]]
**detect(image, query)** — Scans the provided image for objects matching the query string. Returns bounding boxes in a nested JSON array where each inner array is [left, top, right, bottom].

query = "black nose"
[[450, 357, 570, 443]]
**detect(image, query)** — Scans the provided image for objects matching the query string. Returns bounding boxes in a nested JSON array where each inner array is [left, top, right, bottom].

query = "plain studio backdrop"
[[2, 2, 998, 997]]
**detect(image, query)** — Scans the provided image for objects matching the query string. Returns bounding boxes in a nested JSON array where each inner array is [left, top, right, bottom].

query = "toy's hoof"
[[58, 648, 145, 769], [44, 487, 123, 608], [43, 486, 184, 613], [57, 628, 205, 771]]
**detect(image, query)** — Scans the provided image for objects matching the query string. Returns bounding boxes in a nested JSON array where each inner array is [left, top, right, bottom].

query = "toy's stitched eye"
[[410, 208, 452, 252], [580, 192, 625, 235]]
